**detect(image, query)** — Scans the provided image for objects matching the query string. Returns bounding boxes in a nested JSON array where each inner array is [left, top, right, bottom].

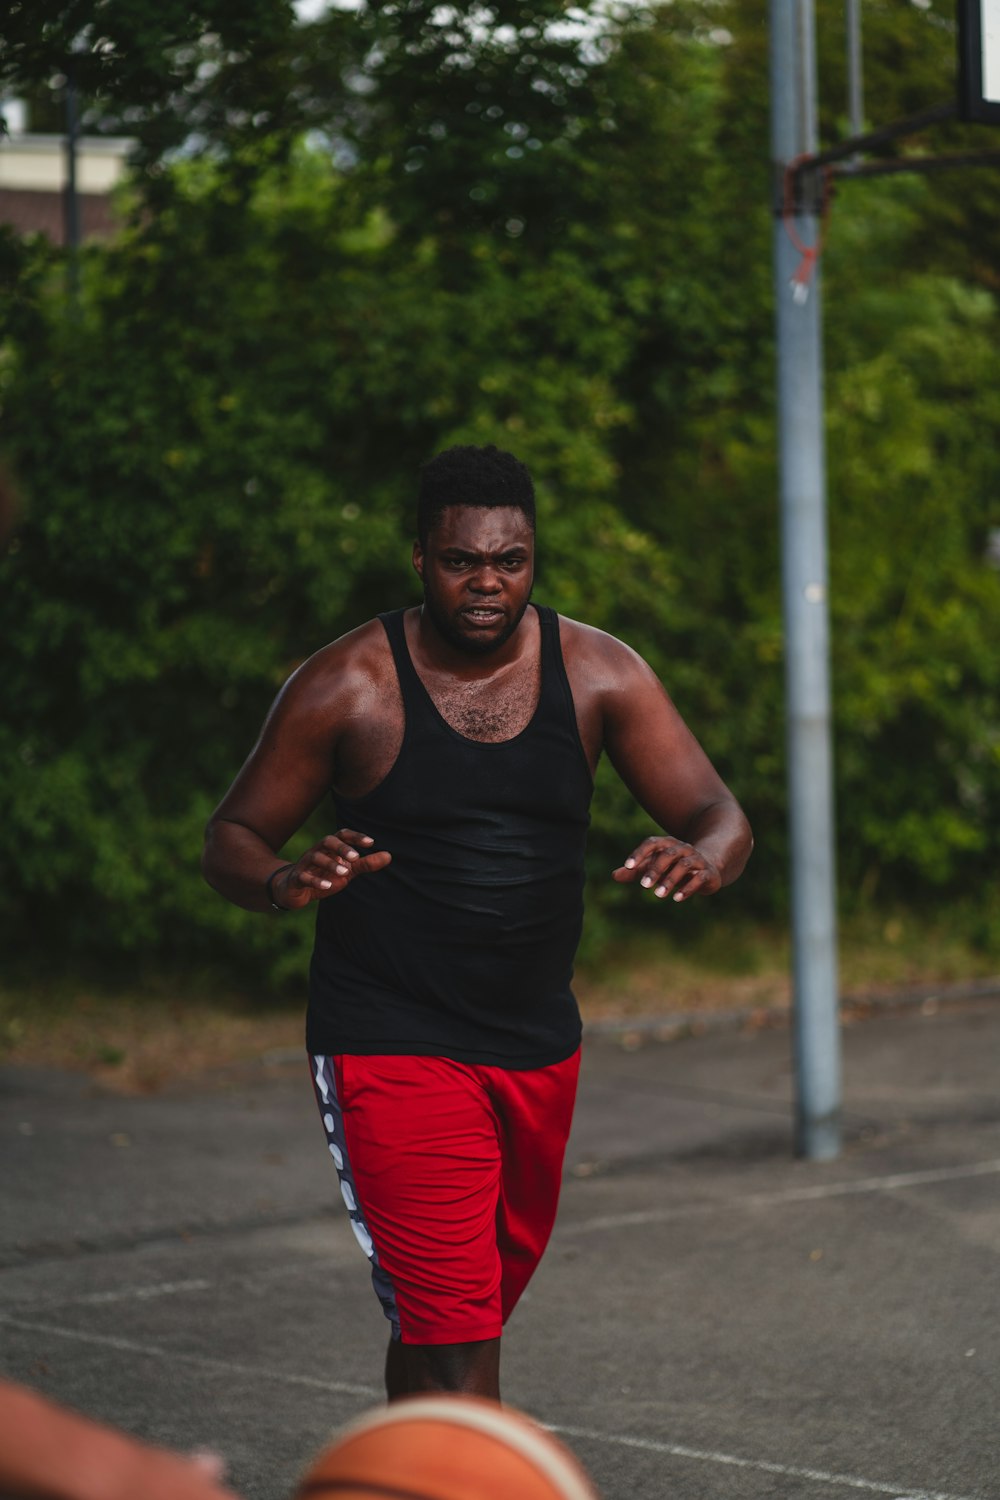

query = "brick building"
[[0, 125, 132, 243]]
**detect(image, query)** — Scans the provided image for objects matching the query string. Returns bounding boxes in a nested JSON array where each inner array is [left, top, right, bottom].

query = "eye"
[[501, 555, 526, 570]]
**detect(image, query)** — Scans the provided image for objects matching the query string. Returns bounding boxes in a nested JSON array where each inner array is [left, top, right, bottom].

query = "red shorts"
[[310, 1050, 580, 1346]]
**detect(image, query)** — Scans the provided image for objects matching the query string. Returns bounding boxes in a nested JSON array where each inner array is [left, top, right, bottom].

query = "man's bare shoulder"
[[556, 613, 656, 691], [297, 616, 393, 679], [276, 615, 398, 721]]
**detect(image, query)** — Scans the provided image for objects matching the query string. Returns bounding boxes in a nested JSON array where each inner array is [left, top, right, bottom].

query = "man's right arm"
[[0, 1379, 239, 1500], [200, 647, 390, 914]]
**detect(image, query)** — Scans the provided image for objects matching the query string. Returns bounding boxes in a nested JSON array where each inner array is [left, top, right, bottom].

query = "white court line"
[[559, 1158, 1000, 1235], [548, 1423, 978, 1500], [0, 1279, 213, 1313], [61, 1279, 212, 1307], [0, 1262, 336, 1313], [0, 1316, 978, 1500], [0, 1315, 379, 1401]]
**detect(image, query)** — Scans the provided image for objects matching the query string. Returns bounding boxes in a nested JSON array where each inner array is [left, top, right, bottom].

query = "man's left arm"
[[599, 640, 753, 904]]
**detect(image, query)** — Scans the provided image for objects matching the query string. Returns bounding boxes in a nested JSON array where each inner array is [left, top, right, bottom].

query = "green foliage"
[[825, 199, 1000, 897], [1, 0, 302, 169], [1, 0, 999, 983]]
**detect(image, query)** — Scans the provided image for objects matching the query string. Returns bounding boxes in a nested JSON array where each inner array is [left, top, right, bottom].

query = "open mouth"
[[461, 606, 504, 625]]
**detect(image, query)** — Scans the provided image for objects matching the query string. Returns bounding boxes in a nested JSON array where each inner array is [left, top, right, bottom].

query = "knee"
[[404, 1339, 500, 1400]]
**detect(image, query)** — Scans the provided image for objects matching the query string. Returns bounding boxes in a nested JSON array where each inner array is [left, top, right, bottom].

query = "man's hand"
[[0, 1379, 240, 1500], [271, 829, 391, 910], [612, 835, 721, 904]]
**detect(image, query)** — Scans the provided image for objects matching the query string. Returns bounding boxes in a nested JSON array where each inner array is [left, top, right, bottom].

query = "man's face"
[[413, 505, 535, 656]]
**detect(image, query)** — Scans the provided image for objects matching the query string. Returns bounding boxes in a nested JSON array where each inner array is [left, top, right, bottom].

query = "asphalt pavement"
[[2, 997, 999, 1500]]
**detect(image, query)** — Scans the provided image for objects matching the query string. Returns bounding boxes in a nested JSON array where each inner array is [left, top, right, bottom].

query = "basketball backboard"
[[958, 0, 1000, 122]]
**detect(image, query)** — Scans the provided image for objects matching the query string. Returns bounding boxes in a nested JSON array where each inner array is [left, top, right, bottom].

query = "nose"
[[469, 566, 502, 594]]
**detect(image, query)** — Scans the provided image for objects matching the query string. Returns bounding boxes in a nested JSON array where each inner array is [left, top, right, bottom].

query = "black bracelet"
[[266, 864, 295, 912]]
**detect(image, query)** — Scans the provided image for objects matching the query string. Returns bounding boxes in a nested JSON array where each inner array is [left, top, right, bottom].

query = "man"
[[201, 444, 752, 1405]]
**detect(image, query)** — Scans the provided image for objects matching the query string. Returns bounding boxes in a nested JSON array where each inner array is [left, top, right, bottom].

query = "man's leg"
[[381, 1048, 578, 1403], [314, 1052, 577, 1403], [329, 1055, 507, 1394], [384, 1336, 408, 1400], [386, 1335, 501, 1401], [493, 1049, 581, 1324]]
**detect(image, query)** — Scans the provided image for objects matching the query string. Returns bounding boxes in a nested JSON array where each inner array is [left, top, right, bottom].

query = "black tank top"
[[306, 604, 594, 1067]]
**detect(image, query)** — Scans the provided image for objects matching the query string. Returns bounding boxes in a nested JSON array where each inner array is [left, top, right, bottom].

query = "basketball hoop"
[[958, 0, 1000, 123], [782, 156, 832, 304]]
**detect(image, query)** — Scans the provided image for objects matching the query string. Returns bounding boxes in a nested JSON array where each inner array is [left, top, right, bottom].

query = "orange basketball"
[[296, 1395, 599, 1500]]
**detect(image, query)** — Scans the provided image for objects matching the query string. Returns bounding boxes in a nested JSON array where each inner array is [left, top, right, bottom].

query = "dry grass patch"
[[2, 909, 996, 1092]]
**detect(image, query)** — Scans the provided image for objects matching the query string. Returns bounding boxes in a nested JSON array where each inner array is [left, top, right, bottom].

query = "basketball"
[[296, 1395, 599, 1500]]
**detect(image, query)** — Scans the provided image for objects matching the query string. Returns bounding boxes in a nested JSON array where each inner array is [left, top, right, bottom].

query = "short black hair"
[[417, 444, 536, 546]]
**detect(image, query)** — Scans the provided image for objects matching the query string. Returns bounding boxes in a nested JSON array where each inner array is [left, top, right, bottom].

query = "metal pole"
[[64, 60, 80, 301], [769, 0, 842, 1159], [846, 0, 864, 140]]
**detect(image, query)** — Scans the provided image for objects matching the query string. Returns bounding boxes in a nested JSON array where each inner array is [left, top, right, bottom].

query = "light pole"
[[63, 31, 90, 305], [769, 0, 842, 1160]]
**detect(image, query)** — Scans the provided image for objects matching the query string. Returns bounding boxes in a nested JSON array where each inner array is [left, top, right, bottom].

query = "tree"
[[1, 1, 301, 167], [2, 0, 999, 982]]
